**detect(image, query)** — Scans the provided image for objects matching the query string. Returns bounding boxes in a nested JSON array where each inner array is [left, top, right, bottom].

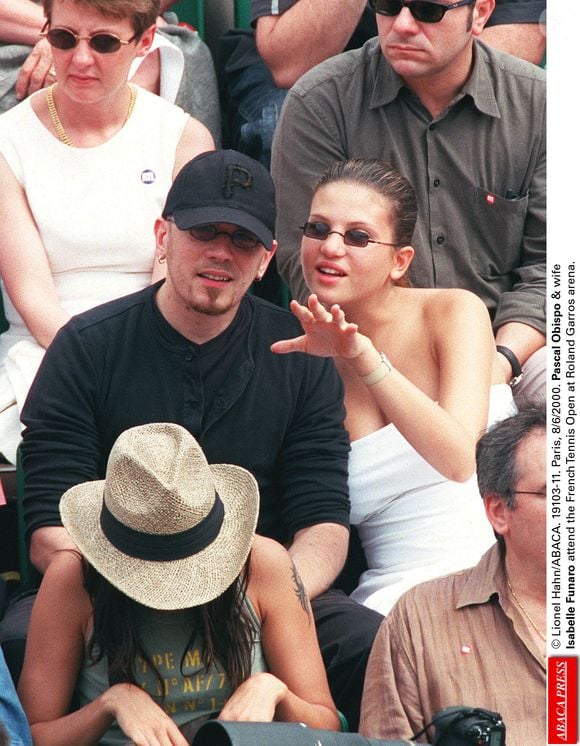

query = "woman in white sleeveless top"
[[273, 158, 516, 614], [0, 0, 214, 463]]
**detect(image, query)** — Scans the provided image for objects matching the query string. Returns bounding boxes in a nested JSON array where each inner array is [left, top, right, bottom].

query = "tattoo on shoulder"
[[290, 560, 311, 620]]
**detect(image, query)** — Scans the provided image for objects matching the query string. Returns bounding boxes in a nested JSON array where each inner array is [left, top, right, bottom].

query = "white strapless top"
[[348, 383, 516, 614]]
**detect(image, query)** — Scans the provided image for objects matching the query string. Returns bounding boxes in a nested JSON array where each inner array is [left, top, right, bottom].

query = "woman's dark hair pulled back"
[[315, 158, 418, 248]]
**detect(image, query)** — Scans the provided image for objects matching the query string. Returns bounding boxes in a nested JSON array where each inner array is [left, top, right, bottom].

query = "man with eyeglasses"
[[272, 0, 546, 407], [15, 149, 382, 731], [360, 406, 546, 743]]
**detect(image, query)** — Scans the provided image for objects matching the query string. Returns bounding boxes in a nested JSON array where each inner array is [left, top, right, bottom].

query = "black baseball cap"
[[162, 150, 276, 250]]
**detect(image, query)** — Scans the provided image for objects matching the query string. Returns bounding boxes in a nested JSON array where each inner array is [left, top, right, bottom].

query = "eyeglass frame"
[[510, 490, 546, 497], [370, 0, 475, 24], [300, 222, 399, 249], [166, 219, 264, 251], [40, 22, 138, 54]]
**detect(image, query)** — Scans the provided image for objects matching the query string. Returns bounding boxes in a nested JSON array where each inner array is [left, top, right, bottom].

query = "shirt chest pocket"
[[471, 185, 529, 278]]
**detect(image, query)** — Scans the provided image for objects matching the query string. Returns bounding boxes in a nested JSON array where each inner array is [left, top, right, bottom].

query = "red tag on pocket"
[[486, 194, 495, 205]]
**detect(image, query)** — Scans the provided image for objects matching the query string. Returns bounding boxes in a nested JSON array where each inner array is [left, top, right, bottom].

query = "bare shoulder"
[[426, 287, 487, 313], [249, 535, 292, 581], [247, 537, 301, 596], [183, 115, 214, 146], [44, 549, 83, 580], [40, 550, 90, 609], [0, 150, 21, 189], [173, 116, 215, 174], [420, 289, 495, 364], [422, 287, 490, 325]]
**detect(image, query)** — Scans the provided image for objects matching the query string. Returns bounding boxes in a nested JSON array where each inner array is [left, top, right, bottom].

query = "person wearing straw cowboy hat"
[[18, 423, 339, 745], [17, 148, 383, 731]]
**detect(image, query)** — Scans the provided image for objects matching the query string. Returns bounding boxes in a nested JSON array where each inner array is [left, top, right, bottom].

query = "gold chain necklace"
[[46, 84, 136, 147], [506, 573, 546, 642]]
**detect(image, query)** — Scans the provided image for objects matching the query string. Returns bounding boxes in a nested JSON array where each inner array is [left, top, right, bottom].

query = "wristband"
[[496, 345, 523, 387], [360, 351, 393, 386]]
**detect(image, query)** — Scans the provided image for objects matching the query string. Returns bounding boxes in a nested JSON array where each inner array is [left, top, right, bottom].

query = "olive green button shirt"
[[359, 544, 546, 744], [272, 39, 546, 334]]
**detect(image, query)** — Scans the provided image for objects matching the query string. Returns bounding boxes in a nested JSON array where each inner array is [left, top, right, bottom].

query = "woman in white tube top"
[[0, 0, 214, 464], [272, 158, 516, 615]]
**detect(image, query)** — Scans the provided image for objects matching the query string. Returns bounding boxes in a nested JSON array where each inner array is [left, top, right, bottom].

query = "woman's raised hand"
[[104, 683, 189, 746], [271, 294, 365, 360]]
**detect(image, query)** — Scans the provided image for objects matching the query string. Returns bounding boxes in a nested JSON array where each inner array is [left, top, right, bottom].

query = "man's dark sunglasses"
[[188, 224, 262, 250], [300, 222, 398, 249], [370, 0, 474, 23], [41, 25, 138, 54]]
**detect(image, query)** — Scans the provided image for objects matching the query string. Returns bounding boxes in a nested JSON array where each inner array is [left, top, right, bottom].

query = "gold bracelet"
[[360, 351, 393, 386]]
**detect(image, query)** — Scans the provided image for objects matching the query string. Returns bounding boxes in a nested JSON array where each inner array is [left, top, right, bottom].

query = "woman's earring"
[[254, 274, 263, 282], [158, 255, 166, 264]]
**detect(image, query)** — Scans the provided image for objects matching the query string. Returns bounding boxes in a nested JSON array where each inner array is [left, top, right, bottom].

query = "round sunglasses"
[[369, 0, 474, 24], [300, 222, 398, 249], [187, 224, 263, 251], [41, 26, 138, 54]]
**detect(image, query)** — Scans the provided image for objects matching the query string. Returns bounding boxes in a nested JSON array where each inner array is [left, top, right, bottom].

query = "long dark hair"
[[81, 555, 256, 696]]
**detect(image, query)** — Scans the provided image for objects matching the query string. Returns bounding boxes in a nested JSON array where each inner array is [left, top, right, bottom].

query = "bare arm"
[[172, 116, 214, 177], [273, 292, 494, 482], [255, 0, 367, 89], [0, 0, 44, 44], [287, 522, 349, 600], [19, 552, 113, 746], [29, 526, 75, 574], [0, 154, 70, 348], [480, 23, 546, 65], [220, 538, 339, 729], [19, 553, 188, 746]]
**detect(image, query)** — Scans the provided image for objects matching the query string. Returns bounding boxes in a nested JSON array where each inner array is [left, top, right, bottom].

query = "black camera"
[[432, 706, 506, 746]]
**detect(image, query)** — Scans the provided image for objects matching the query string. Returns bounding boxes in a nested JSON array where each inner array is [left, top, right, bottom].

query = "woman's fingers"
[[307, 294, 333, 322]]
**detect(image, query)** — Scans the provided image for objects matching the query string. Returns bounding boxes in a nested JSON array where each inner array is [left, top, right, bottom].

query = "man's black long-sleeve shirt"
[[21, 283, 350, 544]]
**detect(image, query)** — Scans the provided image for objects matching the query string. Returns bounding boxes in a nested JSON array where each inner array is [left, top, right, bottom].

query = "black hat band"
[[100, 493, 225, 561]]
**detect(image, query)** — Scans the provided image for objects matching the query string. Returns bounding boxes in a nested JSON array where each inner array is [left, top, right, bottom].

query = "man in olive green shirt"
[[272, 0, 545, 403]]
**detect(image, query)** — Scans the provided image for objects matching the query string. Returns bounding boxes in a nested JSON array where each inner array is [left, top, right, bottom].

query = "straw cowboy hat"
[[60, 423, 259, 610]]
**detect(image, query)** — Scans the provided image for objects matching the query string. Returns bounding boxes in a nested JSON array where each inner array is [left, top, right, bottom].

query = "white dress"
[[349, 383, 517, 614], [0, 87, 188, 462]]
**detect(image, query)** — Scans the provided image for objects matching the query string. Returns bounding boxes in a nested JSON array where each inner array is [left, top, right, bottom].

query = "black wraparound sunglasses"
[[41, 24, 138, 54], [369, 0, 474, 23]]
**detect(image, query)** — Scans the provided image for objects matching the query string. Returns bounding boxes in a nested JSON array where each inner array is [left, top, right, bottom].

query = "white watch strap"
[[360, 351, 393, 386]]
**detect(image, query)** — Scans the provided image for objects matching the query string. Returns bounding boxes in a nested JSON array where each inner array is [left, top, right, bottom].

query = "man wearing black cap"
[[156, 150, 277, 334], [15, 150, 382, 730]]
